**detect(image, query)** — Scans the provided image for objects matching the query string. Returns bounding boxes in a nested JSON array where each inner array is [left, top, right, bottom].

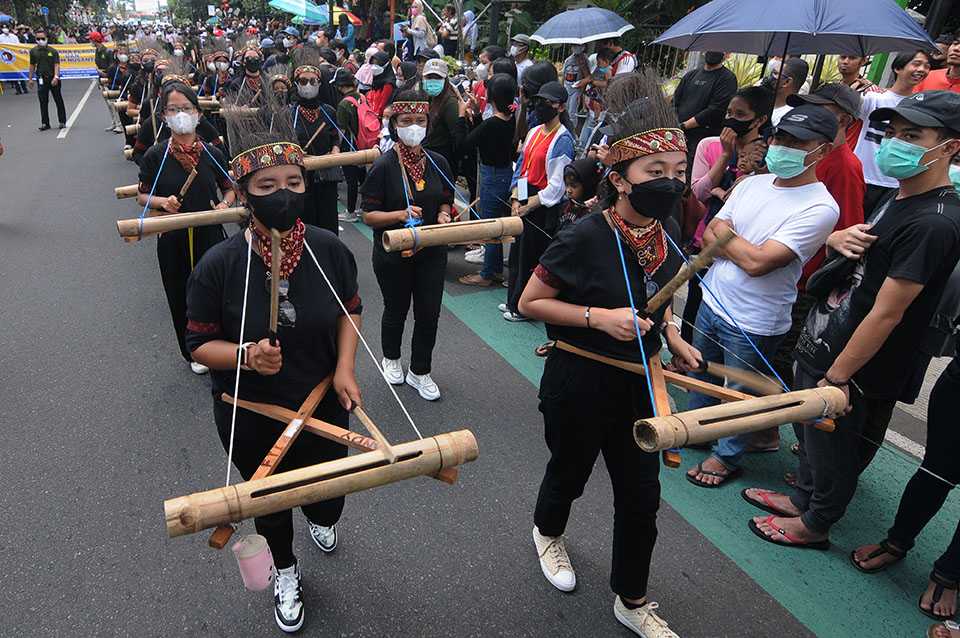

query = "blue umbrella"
[[0, 13, 13, 23], [268, 0, 328, 23], [531, 7, 633, 46], [653, 0, 936, 55]]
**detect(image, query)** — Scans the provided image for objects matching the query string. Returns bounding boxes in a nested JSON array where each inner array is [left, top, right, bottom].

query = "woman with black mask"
[[366, 50, 397, 118], [228, 46, 266, 106], [517, 69, 699, 638], [185, 94, 362, 634]]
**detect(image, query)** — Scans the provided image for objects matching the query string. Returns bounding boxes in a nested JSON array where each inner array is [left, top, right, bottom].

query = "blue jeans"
[[687, 303, 785, 468], [478, 163, 512, 280], [578, 110, 598, 150]]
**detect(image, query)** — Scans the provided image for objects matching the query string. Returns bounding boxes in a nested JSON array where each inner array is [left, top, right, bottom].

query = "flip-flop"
[[685, 461, 742, 488], [740, 489, 797, 517], [747, 515, 831, 550], [849, 539, 907, 574], [920, 571, 959, 621]]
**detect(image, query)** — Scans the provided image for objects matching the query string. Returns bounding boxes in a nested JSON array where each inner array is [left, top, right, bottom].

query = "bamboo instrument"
[[198, 98, 219, 110], [125, 123, 139, 136], [178, 169, 198, 200], [269, 229, 281, 345], [697, 360, 783, 396], [302, 122, 327, 154], [100, 77, 109, 86], [634, 387, 844, 452], [113, 100, 128, 113], [103, 89, 120, 99], [123, 148, 134, 160], [643, 226, 735, 314], [352, 407, 397, 463], [382, 217, 524, 253], [208, 378, 333, 549], [117, 207, 248, 240], [164, 430, 479, 538], [128, 107, 140, 119]]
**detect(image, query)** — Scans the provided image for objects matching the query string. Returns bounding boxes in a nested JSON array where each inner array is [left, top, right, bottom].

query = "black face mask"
[[143, 60, 155, 72], [704, 51, 724, 66], [245, 58, 262, 72], [624, 177, 685, 222], [130, 63, 141, 71], [534, 101, 558, 124], [722, 116, 755, 137], [247, 188, 305, 232], [760, 75, 778, 91]]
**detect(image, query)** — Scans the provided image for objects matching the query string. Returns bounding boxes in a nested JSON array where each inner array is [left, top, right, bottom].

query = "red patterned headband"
[[141, 48, 160, 57], [231, 142, 305, 180], [603, 128, 687, 166], [271, 74, 292, 87], [294, 65, 321, 78], [392, 100, 430, 115]]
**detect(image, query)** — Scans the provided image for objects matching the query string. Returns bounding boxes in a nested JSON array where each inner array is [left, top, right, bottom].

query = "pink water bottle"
[[232, 534, 274, 591]]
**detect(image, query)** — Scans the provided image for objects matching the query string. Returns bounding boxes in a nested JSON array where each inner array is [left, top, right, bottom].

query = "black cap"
[[870, 90, 960, 133], [535, 80, 568, 104], [331, 67, 355, 86], [416, 48, 439, 61], [774, 104, 839, 142], [787, 82, 862, 117]]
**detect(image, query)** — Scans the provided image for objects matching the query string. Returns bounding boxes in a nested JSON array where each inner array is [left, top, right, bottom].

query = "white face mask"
[[37, 38, 47, 45], [216, 61, 229, 71], [397, 123, 427, 147], [168, 111, 199, 135], [509, 45, 518, 57], [118, 53, 129, 63], [475, 63, 488, 81], [173, 48, 184, 56], [206, 61, 216, 71], [370, 64, 384, 76], [282, 38, 293, 48], [297, 83, 319, 99]]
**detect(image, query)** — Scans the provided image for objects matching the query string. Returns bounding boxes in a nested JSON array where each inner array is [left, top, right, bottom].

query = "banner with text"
[[0, 43, 111, 81]]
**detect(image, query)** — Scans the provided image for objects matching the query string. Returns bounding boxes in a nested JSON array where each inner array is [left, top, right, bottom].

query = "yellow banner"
[[0, 43, 114, 80]]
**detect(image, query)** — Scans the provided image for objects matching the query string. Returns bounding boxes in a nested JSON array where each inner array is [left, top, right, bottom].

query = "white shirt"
[[0, 33, 19, 43], [771, 104, 791, 126], [515, 57, 533, 84], [853, 88, 909, 188], [702, 174, 840, 336]]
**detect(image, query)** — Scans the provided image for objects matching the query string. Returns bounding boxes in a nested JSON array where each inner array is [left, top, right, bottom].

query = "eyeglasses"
[[164, 105, 197, 115], [296, 77, 319, 86]]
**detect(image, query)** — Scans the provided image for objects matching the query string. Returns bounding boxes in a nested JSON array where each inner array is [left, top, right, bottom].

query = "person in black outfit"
[[672, 51, 738, 174], [137, 81, 234, 373], [421, 58, 460, 177], [518, 68, 699, 635], [744, 91, 960, 551], [27, 29, 66, 130], [334, 69, 366, 222], [186, 98, 362, 633], [290, 56, 342, 233], [228, 47, 266, 107], [360, 89, 454, 402]]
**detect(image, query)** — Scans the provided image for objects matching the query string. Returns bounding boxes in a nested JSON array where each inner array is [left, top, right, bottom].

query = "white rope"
[[224, 231, 254, 486], [303, 239, 424, 440]]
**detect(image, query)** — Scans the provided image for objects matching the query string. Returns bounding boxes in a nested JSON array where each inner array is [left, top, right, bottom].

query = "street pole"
[[487, 0, 500, 48]]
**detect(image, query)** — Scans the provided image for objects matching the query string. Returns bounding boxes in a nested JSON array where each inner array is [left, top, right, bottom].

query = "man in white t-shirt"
[[686, 104, 840, 487], [854, 49, 933, 215], [511, 34, 533, 84], [765, 57, 810, 126]]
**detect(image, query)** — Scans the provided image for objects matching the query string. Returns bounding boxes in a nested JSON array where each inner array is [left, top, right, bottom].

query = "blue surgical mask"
[[950, 164, 960, 192], [876, 136, 949, 180], [765, 143, 823, 179], [596, 65, 609, 74], [423, 78, 444, 96]]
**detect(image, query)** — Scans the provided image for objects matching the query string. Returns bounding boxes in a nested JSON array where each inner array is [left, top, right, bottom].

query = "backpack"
[[345, 95, 381, 150]]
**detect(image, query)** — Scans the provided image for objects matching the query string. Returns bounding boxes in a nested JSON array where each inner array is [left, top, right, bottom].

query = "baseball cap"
[[787, 82, 862, 118], [260, 37, 274, 48], [331, 67, 355, 86], [283, 26, 300, 38], [416, 48, 439, 61], [512, 34, 530, 46], [423, 58, 449, 78], [535, 81, 568, 104], [870, 90, 960, 133], [774, 104, 839, 142]]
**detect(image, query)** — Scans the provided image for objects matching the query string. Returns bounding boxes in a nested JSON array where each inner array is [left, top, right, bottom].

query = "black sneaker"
[[273, 560, 304, 633], [58, 123, 66, 129], [38, 124, 50, 131]]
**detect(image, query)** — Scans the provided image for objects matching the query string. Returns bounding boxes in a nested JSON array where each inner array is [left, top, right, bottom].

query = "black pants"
[[372, 244, 446, 375], [157, 225, 225, 362], [679, 270, 706, 343], [343, 165, 366, 215], [534, 349, 661, 599], [213, 393, 348, 569], [887, 358, 960, 581], [864, 183, 895, 218], [37, 78, 67, 126], [773, 292, 816, 392], [304, 179, 339, 234], [507, 205, 557, 314], [791, 367, 896, 534]]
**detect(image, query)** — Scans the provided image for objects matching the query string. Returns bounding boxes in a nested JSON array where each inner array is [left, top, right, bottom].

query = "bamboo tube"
[[302, 147, 380, 171], [700, 361, 784, 396], [634, 387, 845, 452], [302, 122, 327, 154], [198, 98, 219, 111], [382, 217, 524, 253], [123, 148, 134, 160], [128, 108, 140, 119], [352, 407, 397, 463], [103, 89, 121, 99], [178, 169, 198, 200], [117, 207, 248, 240], [644, 226, 735, 314], [268, 229, 281, 345], [164, 429, 479, 538], [99, 77, 109, 86], [115, 183, 139, 199], [125, 123, 139, 136], [113, 100, 128, 113]]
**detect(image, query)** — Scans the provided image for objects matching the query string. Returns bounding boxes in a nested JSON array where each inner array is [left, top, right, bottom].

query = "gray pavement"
[[0, 80, 822, 637]]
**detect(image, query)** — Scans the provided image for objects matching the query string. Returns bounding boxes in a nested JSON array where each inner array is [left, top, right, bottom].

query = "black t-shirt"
[[185, 227, 362, 410], [455, 114, 516, 168], [538, 212, 683, 363], [359, 147, 455, 249], [291, 102, 342, 182], [29, 45, 59, 78], [137, 140, 231, 213], [673, 66, 738, 134]]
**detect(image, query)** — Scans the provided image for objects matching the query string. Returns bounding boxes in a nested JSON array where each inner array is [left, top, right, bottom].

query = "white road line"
[[884, 428, 925, 460], [57, 79, 97, 140]]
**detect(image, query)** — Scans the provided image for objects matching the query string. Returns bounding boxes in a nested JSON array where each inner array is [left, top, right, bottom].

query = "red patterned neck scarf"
[[397, 142, 426, 191], [251, 219, 306, 280], [297, 104, 321, 124], [244, 75, 262, 95], [170, 139, 201, 173], [609, 208, 668, 277]]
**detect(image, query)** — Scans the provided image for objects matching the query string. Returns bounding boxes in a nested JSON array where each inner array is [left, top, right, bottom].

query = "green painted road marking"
[[345, 222, 958, 637]]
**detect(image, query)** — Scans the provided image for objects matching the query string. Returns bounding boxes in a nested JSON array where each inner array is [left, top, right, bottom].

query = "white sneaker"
[[465, 246, 485, 264], [189, 361, 209, 375], [503, 310, 528, 322], [308, 522, 337, 553], [338, 210, 359, 222], [273, 560, 304, 633], [381, 357, 404, 385], [498, 303, 509, 313], [613, 597, 679, 638], [406, 370, 441, 401], [532, 527, 576, 592]]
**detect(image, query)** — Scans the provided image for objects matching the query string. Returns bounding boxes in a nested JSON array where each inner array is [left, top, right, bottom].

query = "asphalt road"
[[0, 80, 948, 638]]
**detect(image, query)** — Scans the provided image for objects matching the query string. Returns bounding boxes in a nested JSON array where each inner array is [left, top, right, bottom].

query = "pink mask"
[[410, 7, 420, 16]]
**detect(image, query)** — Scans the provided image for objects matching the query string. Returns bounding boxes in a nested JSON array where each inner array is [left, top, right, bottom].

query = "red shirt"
[[914, 68, 960, 94], [802, 142, 865, 289], [366, 83, 394, 118], [520, 124, 559, 190]]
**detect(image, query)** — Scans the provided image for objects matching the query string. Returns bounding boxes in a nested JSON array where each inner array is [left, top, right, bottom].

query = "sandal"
[[741, 489, 797, 517], [747, 515, 831, 550], [927, 620, 960, 638], [535, 341, 555, 357], [920, 571, 959, 621], [685, 460, 743, 488], [849, 539, 907, 574]]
